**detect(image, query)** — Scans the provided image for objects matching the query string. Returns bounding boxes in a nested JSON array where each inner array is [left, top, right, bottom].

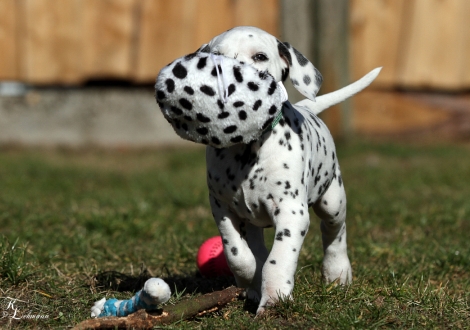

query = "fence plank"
[[461, 0, 470, 86], [194, 0, 234, 46], [0, 0, 19, 80], [349, 0, 406, 85], [82, 0, 136, 80], [133, 0, 200, 82], [398, 0, 468, 90], [133, 0, 278, 82], [22, 0, 83, 84], [234, 0, 279, 36], [314, 0, 350, 138]]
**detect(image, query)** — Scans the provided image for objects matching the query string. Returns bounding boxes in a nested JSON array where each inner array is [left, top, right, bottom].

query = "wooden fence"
[[0, 0, 278, 84], [350, 0, 470, 90], [1, 0, 469, 91]]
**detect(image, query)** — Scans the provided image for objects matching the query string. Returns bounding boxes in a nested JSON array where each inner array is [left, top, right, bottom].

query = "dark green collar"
[[263, 108, 284, 134]]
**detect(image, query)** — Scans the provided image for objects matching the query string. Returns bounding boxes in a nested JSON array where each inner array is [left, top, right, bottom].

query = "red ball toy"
[[196, 236, 233, 277]]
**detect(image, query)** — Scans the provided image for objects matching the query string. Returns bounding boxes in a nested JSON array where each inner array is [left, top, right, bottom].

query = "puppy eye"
[[252, 53, 268, 62], [213, 51, 222, 56]]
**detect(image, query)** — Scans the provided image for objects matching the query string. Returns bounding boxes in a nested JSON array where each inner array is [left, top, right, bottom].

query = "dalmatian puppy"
[[156, 26, 380, 314]]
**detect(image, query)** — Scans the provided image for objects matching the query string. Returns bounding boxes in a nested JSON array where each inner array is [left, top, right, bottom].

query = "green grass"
[[0, 141, 469, 329]]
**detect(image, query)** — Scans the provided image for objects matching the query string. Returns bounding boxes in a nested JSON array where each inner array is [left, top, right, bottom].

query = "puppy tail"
[[294, 67, 382, 115]]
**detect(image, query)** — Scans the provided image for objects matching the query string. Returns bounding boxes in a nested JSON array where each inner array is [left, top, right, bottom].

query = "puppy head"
[[197, 26, 322, 101]]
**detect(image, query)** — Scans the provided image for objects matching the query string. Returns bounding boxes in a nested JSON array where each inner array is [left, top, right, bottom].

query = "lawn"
[[0, 141, 469, 329]]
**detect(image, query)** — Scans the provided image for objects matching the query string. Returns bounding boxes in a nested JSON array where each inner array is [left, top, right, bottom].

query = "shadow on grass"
[[93, 269, 237, 296]]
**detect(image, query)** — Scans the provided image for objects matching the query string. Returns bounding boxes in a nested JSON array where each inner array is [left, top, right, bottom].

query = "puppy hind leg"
[[244, 223, 269, 301], [313, 176, 352, 284]]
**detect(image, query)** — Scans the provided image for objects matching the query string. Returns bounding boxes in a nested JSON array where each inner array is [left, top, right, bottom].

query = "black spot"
[[233, 101, 244, 107], [218, 112, 230, 119], [253, 100, 262, 111], [247, 82, 259, 91], [287, 280, 292, 284], [314, 67, 323, 85], [165, 79, 175, 93], [259, 71, 269, 80], [184, 86, 194, 95], [211, 136, 221, 145], [281, 68, 289, 82], [197, 56, 207, 69], [274, 208, 280, 216], [196, 113, 211, 123], [293, 47, 309, 66], [303, 75, 311, 85], [262, 117, 274, 130], [200, 85, 215, 96], [211, 65, 222, 76], [170, 106, 183, 115], [233, 66, 243, 82], [277, 41, 292, 65], [268, 105, 277, 115], [300, 230, 306, 236], [156, 90, 165, 100], [179, 98, 192, 110], [223, 125, 237, 134], [184, 52, 197, 60], [267, 81, 277, 95], [270, 260, 276, 264], [284, 229, 291, 237], [227, 84, 236, 96], [181, 123, 188, 131], [172, 62, 187, 79], [196, 127, 208, 135], [217, 99, 225, 110], [238, 111, 247, 120], [231, 247, 238, 256], [183, 115, 192, 121], [230, 136, 243, 143], [291, 78, 299, 86], [222, 238, 228, 244]]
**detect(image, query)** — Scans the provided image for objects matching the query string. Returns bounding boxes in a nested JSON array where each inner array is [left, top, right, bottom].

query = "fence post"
[[314, 0, 351, 139], [281, 0, 351, 138]]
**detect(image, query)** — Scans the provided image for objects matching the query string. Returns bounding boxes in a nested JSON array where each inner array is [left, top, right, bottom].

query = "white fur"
[[296, 67, 382, 114]]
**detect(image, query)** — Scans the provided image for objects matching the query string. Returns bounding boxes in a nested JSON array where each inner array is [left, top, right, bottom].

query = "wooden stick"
[[73, 286, 243, 329]]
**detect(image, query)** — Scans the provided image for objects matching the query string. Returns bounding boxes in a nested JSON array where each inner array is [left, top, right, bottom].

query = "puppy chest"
[[207, 161, 272, 222]]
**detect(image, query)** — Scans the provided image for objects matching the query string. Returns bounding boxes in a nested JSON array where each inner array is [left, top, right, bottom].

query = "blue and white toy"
[[90, 278, 171, 318]]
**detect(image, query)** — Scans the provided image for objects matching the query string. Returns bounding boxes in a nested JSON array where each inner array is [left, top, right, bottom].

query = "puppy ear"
[[195, 44, 210, 53], [277, 40, 322, 101]]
